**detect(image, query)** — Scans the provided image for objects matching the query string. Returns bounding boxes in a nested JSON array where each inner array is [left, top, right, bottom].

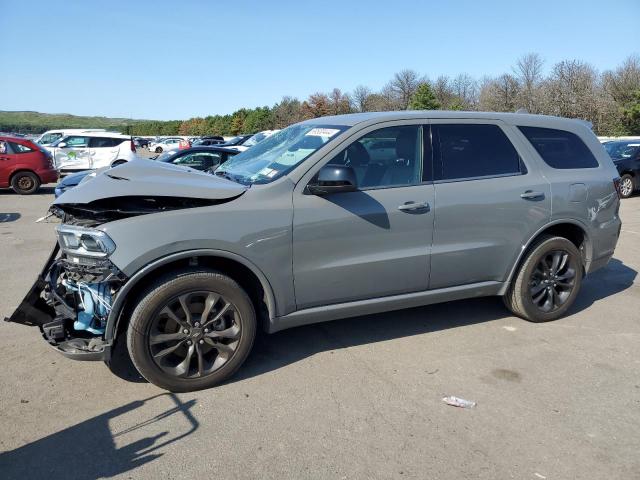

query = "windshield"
[[156, 150, 178, 162], [243, 132, 266, 148], [216, 124, 347, 185], [604, 141, 640, 159]]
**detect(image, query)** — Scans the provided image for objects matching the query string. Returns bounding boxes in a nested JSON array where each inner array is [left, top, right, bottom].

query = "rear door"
[[428, 120, 551, 289], [89, 137, 120, 168], [54, 136, 91, 170]]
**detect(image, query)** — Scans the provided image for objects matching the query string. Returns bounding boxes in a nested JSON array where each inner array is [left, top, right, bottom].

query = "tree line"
[[3, 53, 639, 137], [131, 53, 640, 137]]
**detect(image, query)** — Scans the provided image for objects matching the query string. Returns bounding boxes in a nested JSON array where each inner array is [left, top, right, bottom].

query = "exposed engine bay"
[[5, 242, 126, 358]]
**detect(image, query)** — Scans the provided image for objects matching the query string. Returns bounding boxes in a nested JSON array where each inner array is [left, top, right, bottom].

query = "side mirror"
[[307, 164, 358, 195], [57, 142, 67, 148]]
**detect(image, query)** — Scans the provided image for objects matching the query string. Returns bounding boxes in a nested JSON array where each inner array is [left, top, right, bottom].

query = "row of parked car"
[[0, 126, 638, 197], [0, 128, 281, 194]]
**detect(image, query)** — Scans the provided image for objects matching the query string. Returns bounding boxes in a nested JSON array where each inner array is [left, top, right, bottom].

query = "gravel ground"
[[0, 185, 638, 480]]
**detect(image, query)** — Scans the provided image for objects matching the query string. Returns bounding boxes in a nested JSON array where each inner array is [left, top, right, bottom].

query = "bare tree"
[[602, 54, 640, 105], [479, 74, 520, 112], [388, 69, 422, 109], [351, 85, 372, 112], [433, 75, 454, 108], [328, 88, 352, 115], [451, 73, 479, 109], [380, 83, 403, 110], [543, 59, 598, 122], [513, 53, 544, 112]]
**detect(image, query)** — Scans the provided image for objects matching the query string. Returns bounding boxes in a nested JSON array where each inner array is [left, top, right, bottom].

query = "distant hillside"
[[0, 111, 151, 134]]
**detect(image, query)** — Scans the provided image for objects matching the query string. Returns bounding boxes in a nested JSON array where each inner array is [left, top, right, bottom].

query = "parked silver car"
[[7, 111, 622, 391]]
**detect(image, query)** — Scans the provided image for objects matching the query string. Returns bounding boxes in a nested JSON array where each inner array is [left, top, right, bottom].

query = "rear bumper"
[[37, 168, 59, 184]]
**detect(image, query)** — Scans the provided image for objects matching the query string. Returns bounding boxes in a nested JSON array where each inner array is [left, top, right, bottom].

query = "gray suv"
[[7, 112, 622, 392]]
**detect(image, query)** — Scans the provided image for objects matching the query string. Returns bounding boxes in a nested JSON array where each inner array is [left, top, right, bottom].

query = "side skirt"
[[269, 281, 504, 333]]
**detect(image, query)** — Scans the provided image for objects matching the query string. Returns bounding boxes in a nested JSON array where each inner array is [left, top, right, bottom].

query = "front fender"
[[104, 249, 278, 341]]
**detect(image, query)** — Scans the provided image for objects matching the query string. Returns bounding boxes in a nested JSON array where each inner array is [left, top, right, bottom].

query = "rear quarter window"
[[518, 126, 599, 169]]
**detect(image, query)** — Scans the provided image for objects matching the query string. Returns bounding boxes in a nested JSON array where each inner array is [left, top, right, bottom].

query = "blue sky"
[[1, 0, 638, 120]]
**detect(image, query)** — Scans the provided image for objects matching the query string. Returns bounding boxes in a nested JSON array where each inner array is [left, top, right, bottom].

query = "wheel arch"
[[9, 168, 38, 183], [106, 250, 277, 342], [501, 219, 592, 295]]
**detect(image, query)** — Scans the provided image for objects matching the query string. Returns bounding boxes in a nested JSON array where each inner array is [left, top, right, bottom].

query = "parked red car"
[[0, 136, 58, 194]]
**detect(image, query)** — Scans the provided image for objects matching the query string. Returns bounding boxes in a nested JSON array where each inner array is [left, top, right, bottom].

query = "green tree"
[[408, 83, 441, 110]]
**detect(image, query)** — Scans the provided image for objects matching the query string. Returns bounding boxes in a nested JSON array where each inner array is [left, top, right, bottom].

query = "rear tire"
[[11, 171, 40, 194], [619, 174, 635, 198], [155, 147, 163, 153], [127, 269, 256, 392], [503, 235, 582, 322], [111, 159, 127, 167]]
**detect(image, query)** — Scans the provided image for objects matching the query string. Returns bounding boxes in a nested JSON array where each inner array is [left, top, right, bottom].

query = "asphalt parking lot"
[[0, 187, 639, 480]]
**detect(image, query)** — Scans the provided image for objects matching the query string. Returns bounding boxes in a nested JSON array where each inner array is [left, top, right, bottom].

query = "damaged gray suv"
[[7, 112, 622, 392]]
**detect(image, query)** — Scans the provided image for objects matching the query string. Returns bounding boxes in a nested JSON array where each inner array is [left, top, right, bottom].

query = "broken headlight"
[[56, 225, 116, 259]]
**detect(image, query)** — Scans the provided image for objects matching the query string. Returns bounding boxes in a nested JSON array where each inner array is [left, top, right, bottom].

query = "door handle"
[[0, 157, 9, 161], [398, 201, 430, 212], [520, 190, 545, 200]]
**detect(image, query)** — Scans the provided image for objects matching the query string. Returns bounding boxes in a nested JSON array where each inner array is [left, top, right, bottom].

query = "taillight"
[[130, 140, 136, 153], [613, 177, 622, 199]]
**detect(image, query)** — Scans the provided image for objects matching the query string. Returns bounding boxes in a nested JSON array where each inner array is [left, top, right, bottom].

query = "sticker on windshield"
[[305, 128, 340, 138], [257, 167, 278, 178]]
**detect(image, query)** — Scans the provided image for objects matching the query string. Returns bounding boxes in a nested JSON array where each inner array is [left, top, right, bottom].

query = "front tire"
[[619, 174, 635, 198], [11, 171, 40, 194], [155, 147, 163, 153], [127, 269, 256, 392], [111, 159, 127, 167], [503, 235, 582, 322]]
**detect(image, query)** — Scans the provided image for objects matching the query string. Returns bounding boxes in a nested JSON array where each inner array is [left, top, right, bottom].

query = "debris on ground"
[[442, 396, 476, 408]]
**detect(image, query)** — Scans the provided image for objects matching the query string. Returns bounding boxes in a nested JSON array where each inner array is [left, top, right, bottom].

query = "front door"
[[428, 120, 552, 289], [292, 124, 435, 309]]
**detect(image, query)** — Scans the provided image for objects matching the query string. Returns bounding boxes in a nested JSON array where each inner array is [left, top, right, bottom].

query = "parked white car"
[[227, 130, 280, 152], [148, 138, 186, 153], [36, 129, 111, 146], [47, 133, 137, 173]]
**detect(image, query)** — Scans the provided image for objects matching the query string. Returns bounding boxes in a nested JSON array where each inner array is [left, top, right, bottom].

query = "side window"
[[41, 133, 62, 144], [327, 125, 422, 189], [9, 142, 34, 153], [433, 124, 522, 181], [518, 126, 599, 169], [172, 152, 221, 169], [62, 136, 89, 148], [90, 138, 121, 148]]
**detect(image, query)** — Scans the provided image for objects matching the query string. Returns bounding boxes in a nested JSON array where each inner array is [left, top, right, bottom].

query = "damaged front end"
[[5, 217, 127, 361], [6, 160, 249, 360]]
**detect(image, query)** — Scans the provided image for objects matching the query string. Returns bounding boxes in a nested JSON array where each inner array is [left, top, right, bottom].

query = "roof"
[[0, 135, 35, 143], [62, 131, 129, 139], [301, 110, 591, 130]]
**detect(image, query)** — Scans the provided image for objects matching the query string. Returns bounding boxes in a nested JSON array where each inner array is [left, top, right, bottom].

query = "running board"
[[269, 281, 504, 333]]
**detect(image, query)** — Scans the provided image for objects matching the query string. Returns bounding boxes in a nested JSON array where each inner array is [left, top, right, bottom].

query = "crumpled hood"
[[53, 158, 247, 206]]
